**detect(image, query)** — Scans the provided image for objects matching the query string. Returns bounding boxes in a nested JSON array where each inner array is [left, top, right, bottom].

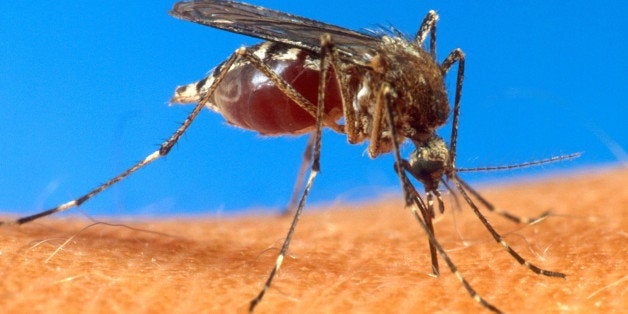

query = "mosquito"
[[1, 1, 576, 312]]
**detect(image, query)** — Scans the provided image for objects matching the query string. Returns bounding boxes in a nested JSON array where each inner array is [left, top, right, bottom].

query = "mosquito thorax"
[[406, 135, 450, 191], [374, 36, 450, 144]]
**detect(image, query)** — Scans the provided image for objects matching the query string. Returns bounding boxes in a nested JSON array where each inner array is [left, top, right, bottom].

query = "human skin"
[[1, 166, 625, 313]]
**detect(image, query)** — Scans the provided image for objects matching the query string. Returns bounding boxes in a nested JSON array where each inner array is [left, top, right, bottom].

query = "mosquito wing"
[[169, 0, 381, 64]]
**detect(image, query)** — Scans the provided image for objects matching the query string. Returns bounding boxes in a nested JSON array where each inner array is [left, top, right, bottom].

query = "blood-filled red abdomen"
[[211, 48, 343, 135]]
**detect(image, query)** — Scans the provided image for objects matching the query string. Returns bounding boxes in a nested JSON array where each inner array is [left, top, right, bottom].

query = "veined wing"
[[169, 0, 381, 63]]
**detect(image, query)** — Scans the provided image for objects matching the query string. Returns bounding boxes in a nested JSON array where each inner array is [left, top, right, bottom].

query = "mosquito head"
[[406, 135, 450, 191]]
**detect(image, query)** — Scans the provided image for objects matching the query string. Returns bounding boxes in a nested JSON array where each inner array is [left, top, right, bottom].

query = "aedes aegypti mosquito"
[[2, 1, 578, 312]]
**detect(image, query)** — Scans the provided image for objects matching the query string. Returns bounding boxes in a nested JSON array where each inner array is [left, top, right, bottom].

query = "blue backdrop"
[[1, 1, 625, 218]]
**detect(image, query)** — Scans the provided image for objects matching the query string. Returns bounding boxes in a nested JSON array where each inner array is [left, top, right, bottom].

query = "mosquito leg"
[[366, 82, 386, 157], [284, 34, 353, 214], [398, 170, 440, 275], [283, 132, 314, 215], [0, 49, 247, 227], [453, 175, 566, 278], [249, 34, 332, 313], [440, 48, 465, 172], [382, 83, 501, 313], [414, 10, 439, 58], [398, 159, 439, 275], [457, 177, 551, 224], [249, 166, 319, 312], [409, 187, 502, 312], [432, 189, 445, 214], [426, 192, 436, 218], [323, 35, 359, 144]]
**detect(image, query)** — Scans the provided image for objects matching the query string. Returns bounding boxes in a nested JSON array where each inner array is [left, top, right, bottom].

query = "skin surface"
[[0, 165, 625, 313]]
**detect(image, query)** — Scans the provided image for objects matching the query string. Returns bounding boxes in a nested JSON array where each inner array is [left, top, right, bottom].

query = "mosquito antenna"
[[457, 152, 581, 172]]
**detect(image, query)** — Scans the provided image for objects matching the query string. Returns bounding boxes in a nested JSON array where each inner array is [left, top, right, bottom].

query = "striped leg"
[[0, 48, 246, 227], [283, 133, 314, 215], [406, 186, 503, 313], [453, 174, 566, 278], [440, 38, 565, 279], [397, 158, 440, 275], [382, 84, 503, 313], [249, 34, 332, 312], [456, 177, 551, 224], [399, 173, 439, 275], [414, 10, 439, 58], [440, 48, 465, 172]]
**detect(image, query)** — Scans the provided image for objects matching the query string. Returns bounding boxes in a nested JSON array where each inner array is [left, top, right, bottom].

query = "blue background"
[[1, 1, 625, 218]]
